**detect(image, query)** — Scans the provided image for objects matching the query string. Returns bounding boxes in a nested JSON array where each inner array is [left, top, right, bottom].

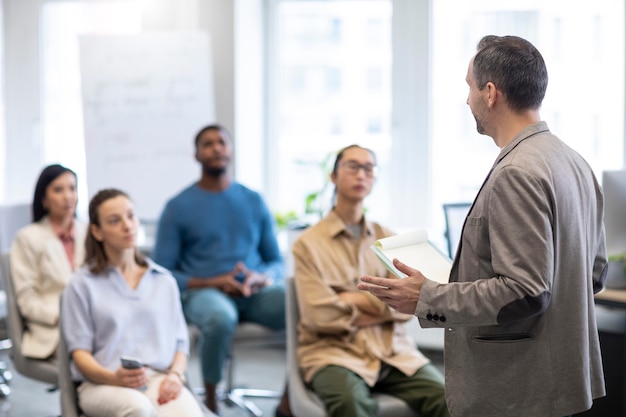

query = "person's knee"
[[344, 389, 377, 409], [78, 385, 156, 417], [196, 309, 237, 337], [249, 287, 286, 329], [312, 369, 376, 417], [184, 289, 238, 332], [115, 396, 155, 417], [325, 391, 377, 417]]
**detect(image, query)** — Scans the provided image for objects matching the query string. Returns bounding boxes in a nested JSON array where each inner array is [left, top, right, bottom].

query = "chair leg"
[[0, 382, 9, 398], [189, 335, 285, 416], [0, 361, 12, 384], [225, 389, 264, 417], [217, 350, 282, 417], [0, 360, 11, 398]]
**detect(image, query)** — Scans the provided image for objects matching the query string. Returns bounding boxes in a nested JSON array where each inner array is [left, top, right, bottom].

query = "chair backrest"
[[442, 203, 472, 259], [1, 253, 23, 350], [0, 203, 31, 254], [286, 278, 418, 417], [58, 298, 82, 417], [286, 277, 327, 416], [0, 252, 58, 385]]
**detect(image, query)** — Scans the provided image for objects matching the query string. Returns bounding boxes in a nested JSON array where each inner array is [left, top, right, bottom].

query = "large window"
[[0, 4, 5, 200], [5, 0, 625, 246], [270, 0, 625, 245], [270, 0, 393, 225], [40, 1, 142, 215], [430, 0, 625, 235]]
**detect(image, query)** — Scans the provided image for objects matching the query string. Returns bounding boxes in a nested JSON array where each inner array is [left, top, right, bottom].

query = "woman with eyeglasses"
[[291, 145, 450, 417], [60, 188, 211, 417], [11, 164, 86, 360]]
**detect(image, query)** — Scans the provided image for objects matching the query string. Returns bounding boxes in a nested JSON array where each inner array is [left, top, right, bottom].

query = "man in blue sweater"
[[152, 124, 291, 416]]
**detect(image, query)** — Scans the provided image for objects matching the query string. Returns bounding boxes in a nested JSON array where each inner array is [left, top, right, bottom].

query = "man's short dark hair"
[[194, 124, 232, 149], [473, 35, 548, 112]]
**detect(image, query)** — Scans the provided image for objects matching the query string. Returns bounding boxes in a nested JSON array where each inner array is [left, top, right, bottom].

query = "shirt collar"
[[495, 121, 550, 167], [103, 257, 165, 274], [323, 209, 375, 240], [49, 218, 76, 241]]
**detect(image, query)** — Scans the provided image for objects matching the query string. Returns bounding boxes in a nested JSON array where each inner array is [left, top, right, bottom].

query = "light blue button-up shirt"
[[61, 259, 189, 381]]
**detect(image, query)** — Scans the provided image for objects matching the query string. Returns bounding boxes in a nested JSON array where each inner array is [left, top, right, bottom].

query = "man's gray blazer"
[[417, 122, 607, 417]]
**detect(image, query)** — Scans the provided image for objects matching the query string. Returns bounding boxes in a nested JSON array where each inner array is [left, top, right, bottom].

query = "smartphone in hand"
[[120, 356, 143, 369], [234, 271, 246, 283], [120, 356, 147, 390]]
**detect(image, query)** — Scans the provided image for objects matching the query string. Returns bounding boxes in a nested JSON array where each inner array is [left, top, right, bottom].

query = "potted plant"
[[301, 151, 336, 222]]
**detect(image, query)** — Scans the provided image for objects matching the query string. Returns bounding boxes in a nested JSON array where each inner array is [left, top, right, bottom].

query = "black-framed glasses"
[[339, 160, 379, 178]]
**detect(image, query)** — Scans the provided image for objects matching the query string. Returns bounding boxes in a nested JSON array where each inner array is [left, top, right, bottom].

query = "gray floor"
[[0, 341, 444, 417]]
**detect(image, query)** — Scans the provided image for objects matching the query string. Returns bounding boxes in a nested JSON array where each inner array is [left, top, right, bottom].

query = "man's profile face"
[[465, 58, 488, 135], [195, 128, 232, 176]]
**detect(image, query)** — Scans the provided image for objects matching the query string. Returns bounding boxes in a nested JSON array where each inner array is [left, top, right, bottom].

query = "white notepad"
[[371, 229, 452, 283]]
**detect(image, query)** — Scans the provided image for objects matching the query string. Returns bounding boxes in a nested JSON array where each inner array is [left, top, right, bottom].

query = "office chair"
[[0, 253, 58, 389], [0, 290, 12, 398], [57, 311, 83, 417], [0, 203, 32, 398], [442, 202, 472, 259], [285, 277, 419, 417]]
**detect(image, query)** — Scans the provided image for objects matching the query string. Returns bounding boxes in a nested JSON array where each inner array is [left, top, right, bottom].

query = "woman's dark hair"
[[85, 188, 147, 274], [32, 164, 77, 222], [331, 144, 377, 176]]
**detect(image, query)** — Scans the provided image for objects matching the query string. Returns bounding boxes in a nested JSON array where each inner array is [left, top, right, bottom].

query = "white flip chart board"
[[79, 32, 215, 220]]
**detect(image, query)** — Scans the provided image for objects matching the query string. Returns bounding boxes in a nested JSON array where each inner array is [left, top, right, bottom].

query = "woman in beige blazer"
[[10, 164, 87, 359]]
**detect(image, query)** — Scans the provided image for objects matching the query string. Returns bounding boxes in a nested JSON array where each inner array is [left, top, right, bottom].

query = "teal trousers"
[[310, 363, 450, 417]]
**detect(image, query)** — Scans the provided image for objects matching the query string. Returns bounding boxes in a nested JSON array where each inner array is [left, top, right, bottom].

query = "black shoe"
[[275, 407, 291, 417]]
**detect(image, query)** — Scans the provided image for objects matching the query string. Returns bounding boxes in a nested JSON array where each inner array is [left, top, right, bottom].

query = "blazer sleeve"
[[592, 183, 608, 293], [591, 221, 608, 293], [417, 166, 554, 328], [10, 231, 59, 326]]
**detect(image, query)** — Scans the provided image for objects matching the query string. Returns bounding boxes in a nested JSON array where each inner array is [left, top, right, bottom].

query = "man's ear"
[[486, 81, 498, 107]]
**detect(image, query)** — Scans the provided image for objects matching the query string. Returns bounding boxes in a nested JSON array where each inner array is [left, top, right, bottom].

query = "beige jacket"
[[292, 210, 429, 386], [10, 216, 87, 358]]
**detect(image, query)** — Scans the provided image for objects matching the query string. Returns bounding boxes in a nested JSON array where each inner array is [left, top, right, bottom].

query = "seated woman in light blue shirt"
[[61, 188, 211, 417]]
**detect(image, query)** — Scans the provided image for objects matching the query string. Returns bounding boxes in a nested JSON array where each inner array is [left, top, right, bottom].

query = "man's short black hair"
[[194, 124, 232, 148]]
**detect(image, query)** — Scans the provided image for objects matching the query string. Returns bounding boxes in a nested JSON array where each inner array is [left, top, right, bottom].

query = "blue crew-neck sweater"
[[152, 182, 284, 291]]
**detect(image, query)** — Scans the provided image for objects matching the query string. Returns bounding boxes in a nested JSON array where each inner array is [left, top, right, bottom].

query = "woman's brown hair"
[[85, 188, 147, 274]]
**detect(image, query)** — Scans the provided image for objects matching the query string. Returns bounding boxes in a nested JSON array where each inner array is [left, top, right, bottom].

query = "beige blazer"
[[10, 216, 87, 359]]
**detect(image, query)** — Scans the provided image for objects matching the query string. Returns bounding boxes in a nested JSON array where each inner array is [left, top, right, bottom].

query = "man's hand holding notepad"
[[370, 229, 452, 283]]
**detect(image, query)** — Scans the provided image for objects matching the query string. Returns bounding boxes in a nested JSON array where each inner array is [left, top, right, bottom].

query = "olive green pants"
[[310, 363, 450, 417]]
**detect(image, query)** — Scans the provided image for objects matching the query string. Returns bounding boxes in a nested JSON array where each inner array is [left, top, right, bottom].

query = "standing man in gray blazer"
[[359, 35, 607, 417]]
